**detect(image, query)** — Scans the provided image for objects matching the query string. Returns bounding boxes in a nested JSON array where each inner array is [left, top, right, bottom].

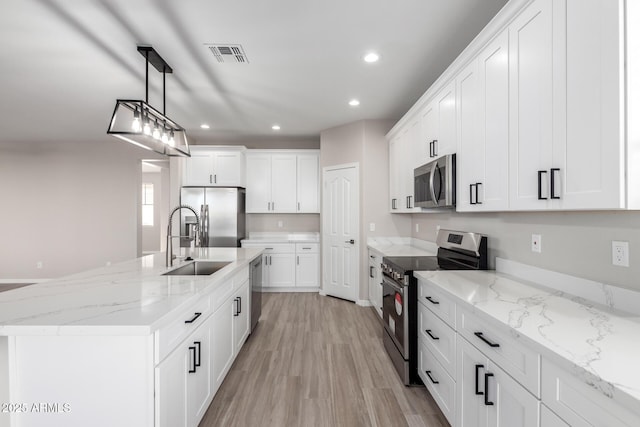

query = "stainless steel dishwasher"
[[250, 256, 262, 332]]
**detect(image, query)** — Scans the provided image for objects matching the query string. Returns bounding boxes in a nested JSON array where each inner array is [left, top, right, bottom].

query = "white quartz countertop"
[[242, 232, 320, 243], [0, 248, 262, 336], [414, 268, 640, 416], [367, 237, 437, 257]]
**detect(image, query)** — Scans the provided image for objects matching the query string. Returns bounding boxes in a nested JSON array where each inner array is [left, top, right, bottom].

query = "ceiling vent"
[[206, 44, 249, 63]]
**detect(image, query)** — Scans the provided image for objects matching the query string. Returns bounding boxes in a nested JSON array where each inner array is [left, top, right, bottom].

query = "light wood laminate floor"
[[199, 293, 449, 427]]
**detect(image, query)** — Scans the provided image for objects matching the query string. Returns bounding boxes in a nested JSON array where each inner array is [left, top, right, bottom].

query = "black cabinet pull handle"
[[185, 312, 202, 324], [408, 195, 413, 208], [469, 184, 475, 205], [476, 183, 482, 204], [484, 373, 494, 406], [370, 266, 374, 278], [475, 364, 484, 395], [238, 296, 242, 314], [194, 341, 201, 367], [538, 170, 548, 200], [433, 140, 438, 157], [429, 141, 433, 157], [425, 329, 439, 340], [425, 370, 439, 384], [550, 168, 560, 199], [188, 346, 197, 373], [425, 296, 440, 305], [474, 332, 500, 348], [406, 196, 410, 209], [234, 297, 239, 317]]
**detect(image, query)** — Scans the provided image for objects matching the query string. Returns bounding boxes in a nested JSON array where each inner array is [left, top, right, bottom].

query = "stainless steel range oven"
[[382, 229, 487, 385]]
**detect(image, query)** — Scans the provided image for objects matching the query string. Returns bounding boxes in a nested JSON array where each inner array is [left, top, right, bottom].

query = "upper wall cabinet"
[[183, 147, 245, 187], [388, 0, 633, 212], [245, 150, 319, 214]]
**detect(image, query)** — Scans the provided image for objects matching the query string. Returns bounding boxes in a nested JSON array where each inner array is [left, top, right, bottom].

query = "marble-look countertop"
[[414, 268, 640, 417], [0, 248, 262, 336], [367, 237, 437, 257], [242, 231, 320, 243]]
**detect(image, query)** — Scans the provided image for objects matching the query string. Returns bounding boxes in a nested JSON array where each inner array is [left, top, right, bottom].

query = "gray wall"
[[247, 214, 320, 233], [411, 210, 640, 291], [0, 141, 161, 280], [321, 120, 411, 300]]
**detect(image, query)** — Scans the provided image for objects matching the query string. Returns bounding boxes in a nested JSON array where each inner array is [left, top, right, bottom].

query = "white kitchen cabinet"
[[233, 280, 250, 355], [296, 154, 320, 212], [388, 121, 421, 213], [541, 405, 570, 427], [508, 0, 559, 210], [457, 30, 510, 212], [267, 253, 296, 288], [246, 151, 319, 213], [541, 357, 639, 427], [457, 336, 539, 427], [435, 81, 457, 158], [183, 147, 245, 187], [211, 292, 235, 389], [295, 243, 319, 288], [419, 339, 456, 425], [186, 319, 212, 427], [419, 101, 437, 161], [368, 249, 382, 317], [156, 339, 188, 427]]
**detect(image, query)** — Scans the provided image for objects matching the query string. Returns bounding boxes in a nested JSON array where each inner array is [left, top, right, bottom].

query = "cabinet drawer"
[[295, 243, 319, 253], [418, 279, 456, 328], [242, 243, 295, 253], [457, 306, 540, 397], [418, 302, 456, 378], [418, 339, 456, 425], [156, 296, 211, 362], [541, 358, 640, 427]]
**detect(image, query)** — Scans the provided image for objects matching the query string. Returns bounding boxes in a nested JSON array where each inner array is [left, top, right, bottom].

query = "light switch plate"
[[370, 223, 376, 232], [415, 223, 419, 233], [612, 241, 629, 267], [277, 220, 283, 228], [531, 234, 542, 253]]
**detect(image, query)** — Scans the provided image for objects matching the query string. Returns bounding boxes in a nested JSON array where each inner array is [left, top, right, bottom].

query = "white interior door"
[[322, 164, 359, 302]]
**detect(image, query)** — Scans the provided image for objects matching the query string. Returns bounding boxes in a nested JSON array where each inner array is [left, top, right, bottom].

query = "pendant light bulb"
[[142, 111, 151, 136], [161, 125, 169, 144], [152, 119, 161, 140], [169, 129, 175, 147], [131, 108, 141, 132]]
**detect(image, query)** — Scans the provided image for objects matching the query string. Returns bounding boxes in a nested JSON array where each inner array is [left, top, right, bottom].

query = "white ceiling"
[[0, 0, 508, 146]]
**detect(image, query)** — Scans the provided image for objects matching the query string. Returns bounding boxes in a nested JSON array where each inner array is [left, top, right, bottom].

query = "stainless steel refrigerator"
[[180, 187, 246, 248]]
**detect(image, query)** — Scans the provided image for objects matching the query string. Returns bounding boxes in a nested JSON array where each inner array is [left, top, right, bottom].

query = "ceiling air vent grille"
[[207, 44, 249, 64]]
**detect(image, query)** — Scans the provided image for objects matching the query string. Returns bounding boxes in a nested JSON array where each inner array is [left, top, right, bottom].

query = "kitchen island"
[[0, 247, 262, 427]]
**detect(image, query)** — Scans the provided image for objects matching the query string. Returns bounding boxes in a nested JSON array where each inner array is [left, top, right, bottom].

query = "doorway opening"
[[140, 160, 170, 256]]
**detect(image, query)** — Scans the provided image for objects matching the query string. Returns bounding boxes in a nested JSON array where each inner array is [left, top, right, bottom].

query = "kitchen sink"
[[162, 261, 231, 276]]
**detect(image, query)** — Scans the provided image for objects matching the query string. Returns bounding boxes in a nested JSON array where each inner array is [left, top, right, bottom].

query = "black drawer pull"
[[538, 170, 548, 200], [194, 341, 201, 367], [188, 346, 196, 373], [184, 312, 202, 324], [425, 329, 439, 340], [425, 296, 440, 305], [475, 364, 484, 395], [550, 168, 560, 199], [484, 373, 494, 406], [233, 298, 240, 317], [474, 331, 500, 348], [238, 296, 242, 314], [425, 370, 439, 384], [475, 183, 482, 204]]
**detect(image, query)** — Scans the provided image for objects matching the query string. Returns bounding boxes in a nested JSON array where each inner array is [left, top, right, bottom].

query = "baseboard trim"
[[262, 287, 320, 293], [356, 299, 372, 307]]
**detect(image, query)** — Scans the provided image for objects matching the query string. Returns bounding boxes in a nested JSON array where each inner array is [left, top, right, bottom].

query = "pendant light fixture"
[[107, 46, 190, 157]]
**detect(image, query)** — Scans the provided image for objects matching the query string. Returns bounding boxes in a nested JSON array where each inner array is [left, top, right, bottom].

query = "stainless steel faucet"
[[166, 205, 200, 267]]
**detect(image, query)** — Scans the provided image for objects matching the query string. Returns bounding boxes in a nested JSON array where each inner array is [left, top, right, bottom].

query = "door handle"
[[538, 170, 548, 200], [550, 168, 560, 199], [370, 266, 374, 278], [188, 346, 197, 373], [432, 140, 438, 157], [345, 239, 355, 244], [194, 341, 201, 367], [234, 297, 239, 317], [475, 364, 484, 395], [476, 183, 482, 204], [484, 373, 495, 406]]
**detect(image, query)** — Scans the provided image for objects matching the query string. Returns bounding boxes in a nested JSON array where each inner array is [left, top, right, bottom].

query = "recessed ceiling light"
[[272, 124, 281, 131], [363, 52, 380, 63], [200, 124, 210, 129], [348, 99, 360, 107]]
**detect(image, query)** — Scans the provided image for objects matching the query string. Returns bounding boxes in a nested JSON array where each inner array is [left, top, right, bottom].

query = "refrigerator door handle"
[[199, 205, 205, 246], [205, 204, 210, 246]]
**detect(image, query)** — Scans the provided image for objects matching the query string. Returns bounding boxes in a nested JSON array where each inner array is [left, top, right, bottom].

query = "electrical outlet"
[[531, 234, 542, 253], [36, 261, 43, 269], [415, 223, 420, 233], [370, 223, 376, 232], [612, 241, 629, 267], [277, 220, 283, 228]]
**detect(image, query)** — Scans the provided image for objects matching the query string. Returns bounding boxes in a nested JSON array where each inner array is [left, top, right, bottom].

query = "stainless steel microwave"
[[414, 154, 456, 208]]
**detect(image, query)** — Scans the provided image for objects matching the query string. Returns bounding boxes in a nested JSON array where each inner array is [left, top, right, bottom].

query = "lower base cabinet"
[[457, 336, 539, 427]]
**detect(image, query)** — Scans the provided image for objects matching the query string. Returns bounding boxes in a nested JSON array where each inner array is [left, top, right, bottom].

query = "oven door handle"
[[382, 277, 405, 294]]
